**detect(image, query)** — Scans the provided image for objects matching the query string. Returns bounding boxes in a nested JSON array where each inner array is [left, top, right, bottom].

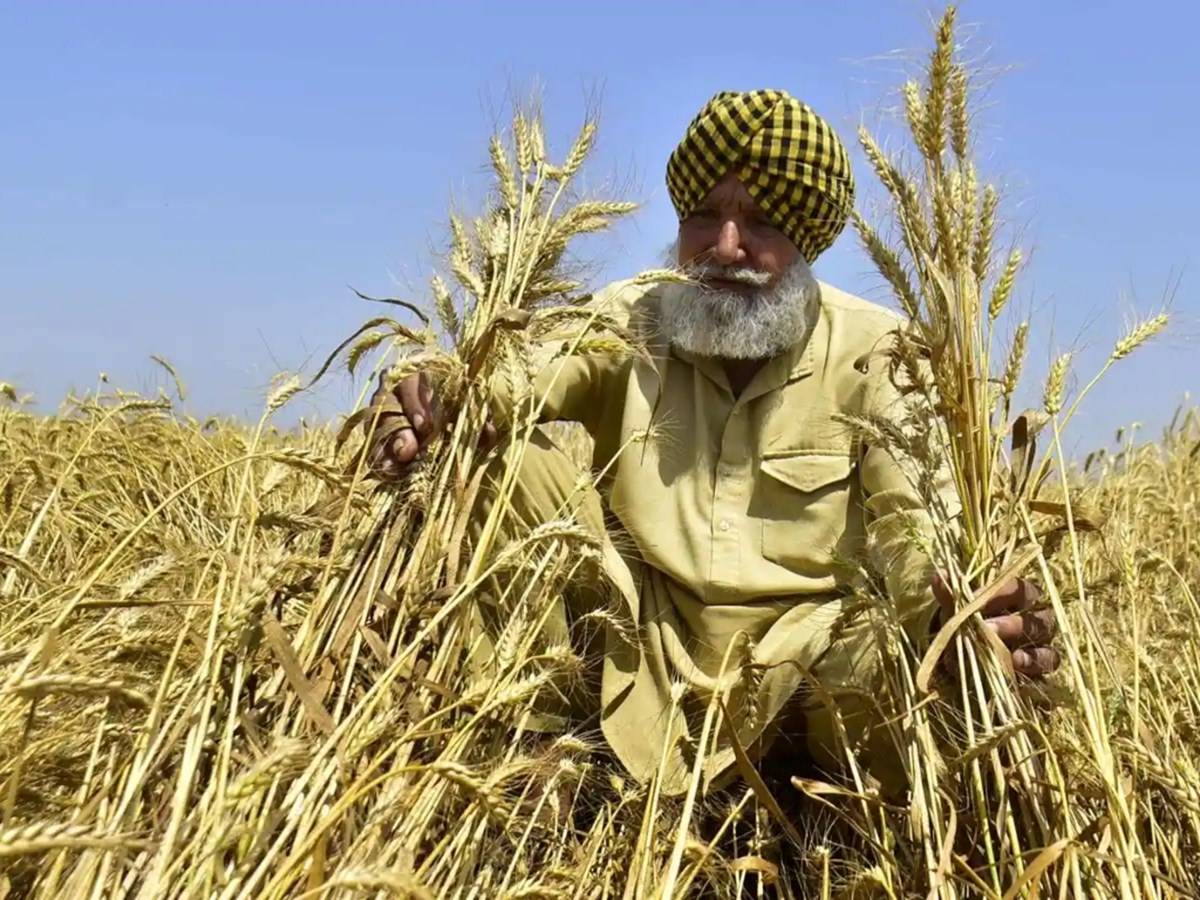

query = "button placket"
[[711, 402, 749, 584]]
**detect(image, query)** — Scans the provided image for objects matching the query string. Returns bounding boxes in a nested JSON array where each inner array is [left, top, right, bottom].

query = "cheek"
[[759, 236, 801, 275], [677, 226, 709, 263]]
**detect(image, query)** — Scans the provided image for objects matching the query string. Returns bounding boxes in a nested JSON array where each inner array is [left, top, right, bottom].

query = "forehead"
[[697, 172, 755, 208]]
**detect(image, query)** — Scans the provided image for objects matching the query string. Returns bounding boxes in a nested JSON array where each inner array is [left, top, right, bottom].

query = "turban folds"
[[666, 89, 855, 263]]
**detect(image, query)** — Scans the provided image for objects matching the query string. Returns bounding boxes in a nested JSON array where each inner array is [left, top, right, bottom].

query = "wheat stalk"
[[0, 822, 150, 857]]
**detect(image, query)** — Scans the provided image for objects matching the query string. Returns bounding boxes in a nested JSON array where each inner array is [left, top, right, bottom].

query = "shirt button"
[[719, 520, 731, 532]]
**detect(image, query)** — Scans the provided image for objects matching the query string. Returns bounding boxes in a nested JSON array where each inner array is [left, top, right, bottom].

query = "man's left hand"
[[933, 574, 1060, 678]]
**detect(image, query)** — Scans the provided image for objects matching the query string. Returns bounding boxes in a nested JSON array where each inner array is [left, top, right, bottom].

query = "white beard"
[[657, 254, 821, 360]]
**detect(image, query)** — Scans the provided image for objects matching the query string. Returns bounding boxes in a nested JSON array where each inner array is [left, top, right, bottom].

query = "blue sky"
[[2, 1, 1195, 450]]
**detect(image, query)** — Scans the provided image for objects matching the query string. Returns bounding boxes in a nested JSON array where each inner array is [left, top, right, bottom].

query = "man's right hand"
[[365, 371, 438, 480], [364, 371, 497, 480]]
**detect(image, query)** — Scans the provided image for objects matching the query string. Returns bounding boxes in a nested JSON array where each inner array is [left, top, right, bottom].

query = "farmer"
[[365, 90, 1058, 794]]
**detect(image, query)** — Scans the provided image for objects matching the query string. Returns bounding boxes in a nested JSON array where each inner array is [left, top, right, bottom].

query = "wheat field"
[[2, 7, 1198, 898]]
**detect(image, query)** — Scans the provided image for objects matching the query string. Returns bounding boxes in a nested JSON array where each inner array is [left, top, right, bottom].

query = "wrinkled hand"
[[364, 371, 497, 480], [933, 573, 1060, 678]]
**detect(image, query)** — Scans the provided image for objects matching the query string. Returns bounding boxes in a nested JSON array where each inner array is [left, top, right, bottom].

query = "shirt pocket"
[[757, 452, 857, 574]]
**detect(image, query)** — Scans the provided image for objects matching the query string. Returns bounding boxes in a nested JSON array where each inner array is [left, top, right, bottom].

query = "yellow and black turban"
[[666, 89, 855, 263]]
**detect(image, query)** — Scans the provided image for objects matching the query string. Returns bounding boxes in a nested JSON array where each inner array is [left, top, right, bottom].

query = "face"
[[676, 173, 802, 288]]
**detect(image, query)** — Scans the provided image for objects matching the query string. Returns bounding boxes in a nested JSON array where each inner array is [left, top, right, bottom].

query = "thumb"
[[931, 571, 956, 621]]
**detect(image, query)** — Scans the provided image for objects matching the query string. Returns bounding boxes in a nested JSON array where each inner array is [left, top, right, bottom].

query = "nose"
[[712, 218, 746, 266]]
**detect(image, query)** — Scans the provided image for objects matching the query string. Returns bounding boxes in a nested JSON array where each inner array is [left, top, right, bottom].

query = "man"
[[367, 90, 1058, 794]]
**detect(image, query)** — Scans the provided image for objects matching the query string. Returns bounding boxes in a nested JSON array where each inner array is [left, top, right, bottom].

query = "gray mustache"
[[687, 265, 773, 288]]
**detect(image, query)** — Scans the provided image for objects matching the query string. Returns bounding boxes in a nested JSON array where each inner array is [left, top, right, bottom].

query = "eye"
[[747, 214, 778, 232], [687, 208, 718, 223]]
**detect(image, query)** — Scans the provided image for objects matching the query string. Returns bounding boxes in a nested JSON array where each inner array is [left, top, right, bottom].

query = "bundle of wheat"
[[831, 6, 1185, 897]]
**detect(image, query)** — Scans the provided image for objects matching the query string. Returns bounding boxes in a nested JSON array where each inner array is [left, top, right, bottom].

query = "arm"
[[489, 350, 628, 438], [856, 358, 958, 645], [368, 278, 646, 476], [487, 278, 647, 437]]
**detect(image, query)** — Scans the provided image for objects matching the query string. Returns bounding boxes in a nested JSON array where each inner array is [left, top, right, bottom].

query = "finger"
[[985, 608, 1057, 647], [982, 577, 1040, 616], [1012, 646, 1060, 677], [984, 613, 1025, 645], [367, 435, 403, 481], [931, 572, 955, 619], [479, 421, 499, 452], [417, 373, 436, 435], [397, 375, 430, 436], [389, 429, 420, 464]]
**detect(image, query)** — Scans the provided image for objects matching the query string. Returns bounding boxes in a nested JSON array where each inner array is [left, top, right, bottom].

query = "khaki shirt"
[[496, 277, 938, 789]]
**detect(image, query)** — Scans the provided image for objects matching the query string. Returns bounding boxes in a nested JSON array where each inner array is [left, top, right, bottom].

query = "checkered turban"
[[666, 89, 855, 263]]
